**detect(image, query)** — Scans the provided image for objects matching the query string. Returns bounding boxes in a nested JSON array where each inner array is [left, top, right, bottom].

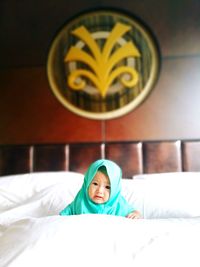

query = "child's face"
[[88, 171, 110, 204]]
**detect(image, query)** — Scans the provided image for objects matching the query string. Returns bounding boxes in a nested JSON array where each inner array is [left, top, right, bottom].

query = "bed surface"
[[1, 139, 200, 177], [1, 170, 200, 267]]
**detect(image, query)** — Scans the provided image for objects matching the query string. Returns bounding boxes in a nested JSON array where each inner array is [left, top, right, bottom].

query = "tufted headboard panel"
[[1, 140, 200, 178]]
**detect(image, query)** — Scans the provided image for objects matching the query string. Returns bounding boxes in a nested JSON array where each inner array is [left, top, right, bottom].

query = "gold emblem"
[[47, 10, 160, 119], [64, 23, 141, 98]]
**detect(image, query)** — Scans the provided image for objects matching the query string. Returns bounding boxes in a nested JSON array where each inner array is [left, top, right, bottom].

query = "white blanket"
[[0, 171, 200, 267], [1, 215, 200, 267]]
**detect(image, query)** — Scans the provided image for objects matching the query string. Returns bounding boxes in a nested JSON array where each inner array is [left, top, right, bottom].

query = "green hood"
[[60, 159, 134, 217]]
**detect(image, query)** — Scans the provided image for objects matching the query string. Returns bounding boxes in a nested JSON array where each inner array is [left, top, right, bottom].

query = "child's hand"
[[126, 210, 142, 219]]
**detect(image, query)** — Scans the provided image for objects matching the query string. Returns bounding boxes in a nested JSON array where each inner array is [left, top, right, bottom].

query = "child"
[[60, 159, 142, 219]]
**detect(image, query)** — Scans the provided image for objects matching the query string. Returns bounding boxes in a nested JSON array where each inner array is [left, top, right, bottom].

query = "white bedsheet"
[[0, 172, 200, 267], [1, 215, 200, 267]]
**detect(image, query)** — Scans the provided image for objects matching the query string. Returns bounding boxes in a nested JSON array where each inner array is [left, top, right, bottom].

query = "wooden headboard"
[[1, 140, 200, 178]]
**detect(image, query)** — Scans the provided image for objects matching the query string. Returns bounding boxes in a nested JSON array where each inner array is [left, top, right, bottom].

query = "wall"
[[0, 0, 200, 144]]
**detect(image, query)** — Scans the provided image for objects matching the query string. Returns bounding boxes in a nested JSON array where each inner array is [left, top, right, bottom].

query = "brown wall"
[[0, 0, 200, 144]]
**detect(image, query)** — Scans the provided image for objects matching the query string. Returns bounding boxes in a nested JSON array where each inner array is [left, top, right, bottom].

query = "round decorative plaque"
[[47, 9, 160, 119]]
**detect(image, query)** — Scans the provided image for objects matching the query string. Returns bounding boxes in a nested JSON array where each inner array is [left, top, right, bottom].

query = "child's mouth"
[[94, 195, 103, 199]]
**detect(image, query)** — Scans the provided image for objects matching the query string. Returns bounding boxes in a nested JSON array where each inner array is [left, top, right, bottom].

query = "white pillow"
[[0, 171, 84, 213], [131, 172, 200, 218], [121, 179, 145, 216]]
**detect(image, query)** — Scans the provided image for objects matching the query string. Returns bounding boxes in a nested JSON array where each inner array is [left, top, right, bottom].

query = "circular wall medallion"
[[47, 9, 160, 120]]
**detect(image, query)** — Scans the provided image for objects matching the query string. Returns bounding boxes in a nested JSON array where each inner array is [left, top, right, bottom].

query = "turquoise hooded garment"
[[60, 159, 134, 217]]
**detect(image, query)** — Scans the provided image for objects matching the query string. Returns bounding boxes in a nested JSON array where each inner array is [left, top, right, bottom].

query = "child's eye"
[[105, 185, 111, 190], [92, 182, 98, 186]]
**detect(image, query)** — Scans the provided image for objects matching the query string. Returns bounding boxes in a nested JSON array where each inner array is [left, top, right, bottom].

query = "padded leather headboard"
[[1, 140, 200, 178]]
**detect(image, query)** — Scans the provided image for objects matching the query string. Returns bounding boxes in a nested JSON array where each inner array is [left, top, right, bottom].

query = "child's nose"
[[97, 186, 104, 194]]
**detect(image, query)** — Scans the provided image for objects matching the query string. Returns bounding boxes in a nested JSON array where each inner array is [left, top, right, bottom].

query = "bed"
[[0, 139, 200, 267]]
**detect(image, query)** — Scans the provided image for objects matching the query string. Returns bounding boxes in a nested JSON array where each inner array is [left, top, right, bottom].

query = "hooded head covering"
[[60, 159, 134, 217]]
